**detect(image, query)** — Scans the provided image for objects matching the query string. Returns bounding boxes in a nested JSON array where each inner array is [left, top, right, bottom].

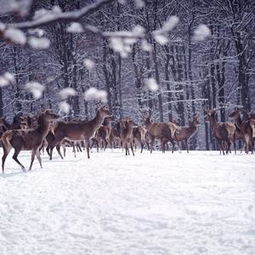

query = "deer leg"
[[125, 143, 129, 155], [150, 137, 155, 153], [72, 143, 76, 158], [2, 145, 11, 173], [103, 138, 107, 150], [161, 138, 165, 153], [244, 134, 249, 154], [35, 149, 42, 168], [185, 139, 189, 153], [85, 140, 90, 159], [63, 145, 66, 157], [56, 144, 64, 159], [130, 142, 135, 156], [140, 142, 144, 153], [12, 147, 25, 171], [28, 149, 37, 171], [46, 145, 51, 158], [77, 143, 82, 152]]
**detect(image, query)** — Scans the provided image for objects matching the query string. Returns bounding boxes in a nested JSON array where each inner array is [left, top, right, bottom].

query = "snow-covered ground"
[[0, 148, 255, 255]]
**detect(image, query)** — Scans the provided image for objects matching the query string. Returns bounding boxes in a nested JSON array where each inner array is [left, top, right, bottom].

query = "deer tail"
[[1, 130, 13, 152]]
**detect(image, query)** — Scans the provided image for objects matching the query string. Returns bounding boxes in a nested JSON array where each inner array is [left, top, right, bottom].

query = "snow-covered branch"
[[7, 0, 114, 30]]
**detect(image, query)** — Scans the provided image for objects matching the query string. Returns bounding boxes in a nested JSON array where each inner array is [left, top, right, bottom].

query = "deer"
[[1, 110, 59, 173], [143, 114, 176, 153], [173, 115, 200, 153], [46, 106, 112, 159], [0, 113, 28, 137], [94, 116, 113, 150], [229, 108, 254, 153], [120, 118, 135, 156], [133, 125, 147, 153], [109, 120, 121, 149], [205, 109, 236, 155]]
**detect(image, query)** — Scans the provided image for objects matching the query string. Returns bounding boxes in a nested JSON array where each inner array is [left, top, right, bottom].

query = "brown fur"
[[1, 110, 59, 173], [120, 118, 135, 156], [174, 115, 200, 153], [206, 109, 236, 155], [144, 116, 175, 153], [47, 106, 112, 159]]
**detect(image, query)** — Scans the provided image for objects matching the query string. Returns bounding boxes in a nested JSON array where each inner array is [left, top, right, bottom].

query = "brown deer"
[[95, 116, 113, 150], [144, 115, 176, 153], [120, 118, 135, 156], [133, 126, 147, 153], [229, 108, 254, 153], [1, 110, 59, 173], [205, 109, 236, 155], [46, 106, 112, 159], [0, 113, 27, 137], [174, 115, 200, 153], [109, 120, 121, 149]]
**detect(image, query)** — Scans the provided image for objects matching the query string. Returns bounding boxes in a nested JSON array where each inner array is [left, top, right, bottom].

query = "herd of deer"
[[0, 106, 254, 173]]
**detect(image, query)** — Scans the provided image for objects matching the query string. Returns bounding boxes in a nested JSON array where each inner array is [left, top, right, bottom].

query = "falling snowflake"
[[144, 78, 159, 92], [84, 87, 107, 103], [58, 101, 70, 114], [25, 81, 45, 99], [83, 59, 95, 70], [67, 23, 84, 33], [59, 88, 77, 100], [193, 24, 211, 41], [28, 37, 50, 49]]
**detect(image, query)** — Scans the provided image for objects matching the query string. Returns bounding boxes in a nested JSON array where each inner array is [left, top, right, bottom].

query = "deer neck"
[[37, 116, 50, 138], [235, 114, 242, 129], [89, 111, 105, 131], [145, 118, 152, 129], [3, 119, 11, 130], [209, 116, 218, 131], [126, 123, 133, 135], [188, 123, 197, 134]]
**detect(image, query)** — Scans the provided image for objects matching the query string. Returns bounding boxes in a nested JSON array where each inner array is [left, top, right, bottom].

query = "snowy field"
[[0, 148, 255, 255]]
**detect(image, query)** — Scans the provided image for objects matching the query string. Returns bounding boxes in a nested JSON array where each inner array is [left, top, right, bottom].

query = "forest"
[[0, 0, 254, 150]]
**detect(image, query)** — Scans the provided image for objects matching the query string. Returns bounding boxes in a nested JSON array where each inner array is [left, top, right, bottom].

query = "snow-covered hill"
[[1, 149, 255, 255]]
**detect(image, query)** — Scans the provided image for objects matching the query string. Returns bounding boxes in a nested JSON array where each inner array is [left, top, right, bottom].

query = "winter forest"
[[0, 0, 254, 150], [1, 1, 255, 254]]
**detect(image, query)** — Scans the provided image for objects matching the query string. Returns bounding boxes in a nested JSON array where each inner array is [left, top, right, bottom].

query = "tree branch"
[[7, 0, 115, 30]]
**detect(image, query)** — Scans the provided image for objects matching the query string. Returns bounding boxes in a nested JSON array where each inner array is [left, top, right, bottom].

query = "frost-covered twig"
[[7, 0, 114, 30]]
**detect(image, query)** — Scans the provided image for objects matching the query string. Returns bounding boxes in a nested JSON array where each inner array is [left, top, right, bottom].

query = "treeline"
[[0, 0, 254, 150]]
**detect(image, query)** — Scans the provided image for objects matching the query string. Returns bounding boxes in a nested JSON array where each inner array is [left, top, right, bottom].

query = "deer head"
[[42, 109, 60, 121], [98, 106, 112, 118], [229, 108, 241, 119], [250, 119, 255, 138], [191, 114, 200, 126]]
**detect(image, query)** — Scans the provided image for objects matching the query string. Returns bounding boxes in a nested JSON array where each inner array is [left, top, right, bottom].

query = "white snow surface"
[[1, 149, 255, 255]]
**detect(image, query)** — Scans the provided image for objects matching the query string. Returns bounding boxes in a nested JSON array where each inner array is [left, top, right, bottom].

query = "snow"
[[141, 40, 152, 52], [28, 36, 50, 49], [145, 77, 159, 92], [59, 88, 77, 100], [134, 0, 145, 9], [109, 26, 144, 57], [4, 28, 27, 45], [83, 58, 95, 70], [25, 81, 45, 99], [84, 87, 107, 103], [0, 149, 255, 255], [193, 24, 211, 41], [58, 101, 70, 114], [160, 16, 179, 33], [67, 22, 84, 33], [0, 72, 15, 87], [153, 33, 168, 45], [152, 16, 179, 45]]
